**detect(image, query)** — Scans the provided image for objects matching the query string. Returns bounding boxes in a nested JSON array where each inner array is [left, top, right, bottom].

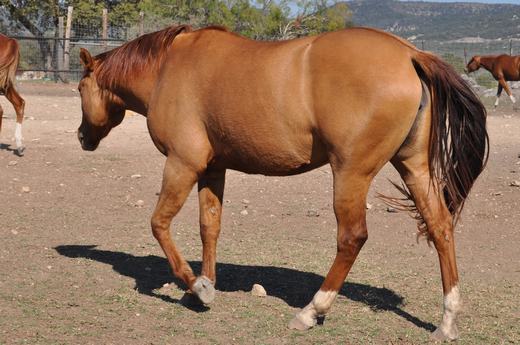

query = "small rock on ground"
[[251, 284, 267, 297], [306, 210, 319, 217]]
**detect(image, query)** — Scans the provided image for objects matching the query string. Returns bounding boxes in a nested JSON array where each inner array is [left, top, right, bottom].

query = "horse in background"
[[466, 54, 520, 107], [76, 25, 489, 341], [0, 33, 25, 156]]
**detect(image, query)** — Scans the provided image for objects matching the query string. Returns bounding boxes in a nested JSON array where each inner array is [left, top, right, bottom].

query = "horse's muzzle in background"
[[77, 129, 98, 151]]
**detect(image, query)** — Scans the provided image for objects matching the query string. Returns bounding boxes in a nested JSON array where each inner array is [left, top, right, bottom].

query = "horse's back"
[[151, 27, 423, 175]]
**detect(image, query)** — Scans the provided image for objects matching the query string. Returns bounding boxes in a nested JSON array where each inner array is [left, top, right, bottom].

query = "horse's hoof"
[[431, 326, 459, 342], [192, 276, 215, 305], [15, 146, 25, 157], [288, 314, 316, 331]]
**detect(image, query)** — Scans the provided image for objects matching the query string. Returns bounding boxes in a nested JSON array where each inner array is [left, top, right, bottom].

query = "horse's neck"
[[479, 57, 495, 71], [112, 76, 154, 116]]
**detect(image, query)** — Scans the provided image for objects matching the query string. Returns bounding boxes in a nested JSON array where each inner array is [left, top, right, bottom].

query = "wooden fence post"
[[63, 6, 73, 84], [57, 16, 64, 82], [102, 8, 108, 49], [139, 11, 144, 36]]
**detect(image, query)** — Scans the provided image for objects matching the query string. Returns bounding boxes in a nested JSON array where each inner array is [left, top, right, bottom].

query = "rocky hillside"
[[346, 0, 520, 40]]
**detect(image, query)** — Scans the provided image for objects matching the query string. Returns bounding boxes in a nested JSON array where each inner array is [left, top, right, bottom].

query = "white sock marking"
[[437, 285, 461, 339], [293, 290, 338, 328], [495, 97, 500, 107], [14, 122, 23, 148], [510, 95, 516, 103]]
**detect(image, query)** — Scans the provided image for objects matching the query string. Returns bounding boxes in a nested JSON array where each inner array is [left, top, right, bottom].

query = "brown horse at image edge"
[[466, 54, 520, 107], [76, 25, 489, 341], [0, 33, 25, 156]]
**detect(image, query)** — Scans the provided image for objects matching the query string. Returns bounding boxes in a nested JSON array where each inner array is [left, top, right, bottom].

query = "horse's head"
[[465, 56, 481, 73], [77, 48, 125, 151]]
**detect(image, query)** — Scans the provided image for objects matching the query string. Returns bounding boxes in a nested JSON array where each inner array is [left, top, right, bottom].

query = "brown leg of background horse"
[[495, 84, 503, 107], [498, 78, 515, 104], [5, 85, 25, 155], [151, 157, 199, 294], [195, 169, 226, 304], [289, 171, 370, 330], [393, 160, 461, 341]]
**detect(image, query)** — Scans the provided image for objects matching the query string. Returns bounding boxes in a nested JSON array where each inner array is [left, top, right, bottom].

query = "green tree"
[[284, 1, 352, 38], [0, 0, 60, 70]]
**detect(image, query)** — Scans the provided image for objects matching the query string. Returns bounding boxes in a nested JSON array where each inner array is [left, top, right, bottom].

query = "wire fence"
[[5, 7, 520, 85]]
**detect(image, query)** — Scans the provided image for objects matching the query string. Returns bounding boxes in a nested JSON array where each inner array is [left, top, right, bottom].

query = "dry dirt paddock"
[[0, 82, 519, 345]]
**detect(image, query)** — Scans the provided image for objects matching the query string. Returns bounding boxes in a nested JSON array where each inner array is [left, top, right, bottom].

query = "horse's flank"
[[0, 34, 20, 92]]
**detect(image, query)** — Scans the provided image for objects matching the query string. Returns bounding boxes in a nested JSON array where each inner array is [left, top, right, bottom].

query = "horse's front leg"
[[151, 156, 200, 294], [193, 169, 226, 304]]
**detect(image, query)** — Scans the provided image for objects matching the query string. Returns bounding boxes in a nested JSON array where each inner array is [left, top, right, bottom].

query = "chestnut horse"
[[466, 54, 520, 107], [0, 33, 25, 156], [77, 25, 488, 341]]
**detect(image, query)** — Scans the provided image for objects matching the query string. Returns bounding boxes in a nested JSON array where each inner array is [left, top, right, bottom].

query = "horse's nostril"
[[78, 131, 84, 141]]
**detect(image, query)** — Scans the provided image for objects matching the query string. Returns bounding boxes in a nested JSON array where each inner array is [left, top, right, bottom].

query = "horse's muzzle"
[[77, 130, 98, 151]]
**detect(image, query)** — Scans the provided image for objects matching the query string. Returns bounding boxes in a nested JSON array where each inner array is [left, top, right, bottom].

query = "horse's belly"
[[213, 137, 329, 176]]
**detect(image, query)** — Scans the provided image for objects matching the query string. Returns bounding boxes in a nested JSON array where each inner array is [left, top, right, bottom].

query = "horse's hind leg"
[[194, 169, 226, 304], [5, 84, 25, 156], [392, 156, 461, 341], [289, 170, 370, 330], [498, 77, 515, 104], [151, 157, 200, 296], [495, 84, 503, 107]]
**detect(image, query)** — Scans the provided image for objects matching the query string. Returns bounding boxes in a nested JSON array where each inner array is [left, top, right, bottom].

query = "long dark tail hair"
[[411, 51, 489, 224]]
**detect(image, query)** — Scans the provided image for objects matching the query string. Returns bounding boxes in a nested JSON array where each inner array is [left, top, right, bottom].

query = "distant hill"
[[346, 0, 520, 40]]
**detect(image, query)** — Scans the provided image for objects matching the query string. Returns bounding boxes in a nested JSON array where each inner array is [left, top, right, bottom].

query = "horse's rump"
[[0, 35, 20, 92]]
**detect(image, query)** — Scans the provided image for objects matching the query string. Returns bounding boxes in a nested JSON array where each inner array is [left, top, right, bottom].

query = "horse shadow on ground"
[[0, 143, 23, 157], [54, 245, 436, 332]]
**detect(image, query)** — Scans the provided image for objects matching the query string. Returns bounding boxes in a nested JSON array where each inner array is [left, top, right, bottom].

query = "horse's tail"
[[411, 50, 489, 223], [0, 38, 20, 92]]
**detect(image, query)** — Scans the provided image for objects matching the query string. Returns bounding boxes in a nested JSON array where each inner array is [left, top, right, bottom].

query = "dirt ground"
[[0, 82, 519, 345]]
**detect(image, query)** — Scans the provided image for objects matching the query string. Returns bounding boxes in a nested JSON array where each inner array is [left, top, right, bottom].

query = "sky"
[[400, 0, 520, 3]]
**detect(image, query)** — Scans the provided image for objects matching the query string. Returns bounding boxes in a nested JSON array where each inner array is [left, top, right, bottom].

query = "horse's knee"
[[151, 215, 169, 239]]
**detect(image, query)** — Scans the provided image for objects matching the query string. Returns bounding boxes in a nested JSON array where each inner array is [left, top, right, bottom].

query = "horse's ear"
[[80, 48, 94, 71]]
